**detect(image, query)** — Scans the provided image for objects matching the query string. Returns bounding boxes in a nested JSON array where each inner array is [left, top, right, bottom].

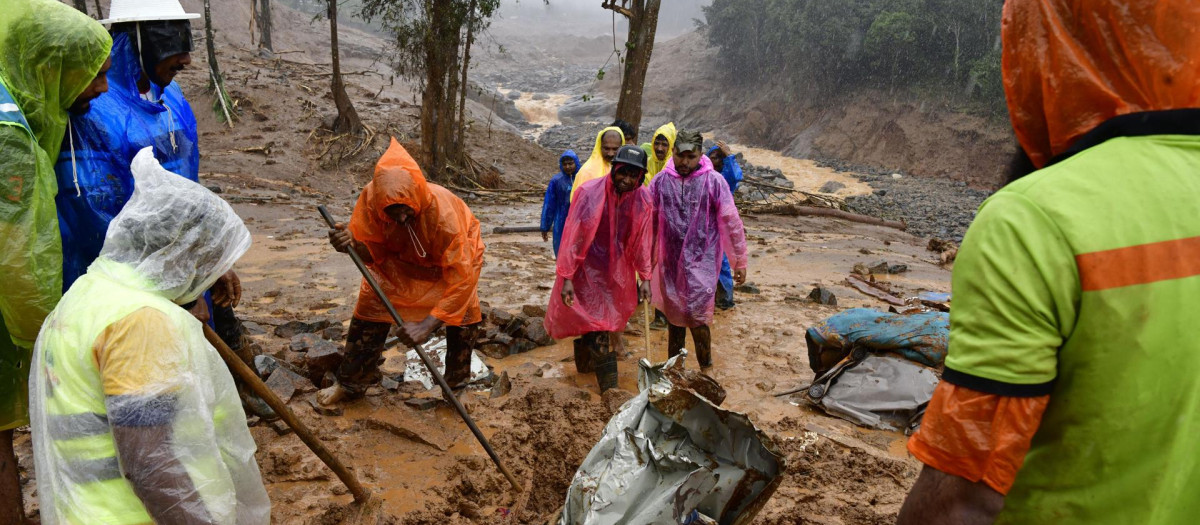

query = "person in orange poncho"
[[322, 139, 485, 403]]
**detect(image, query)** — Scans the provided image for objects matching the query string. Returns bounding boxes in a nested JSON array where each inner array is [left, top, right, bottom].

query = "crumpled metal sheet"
[[818, 355, 938, 430], [402, 338, 490, 390], [562, 353, 785, 525]]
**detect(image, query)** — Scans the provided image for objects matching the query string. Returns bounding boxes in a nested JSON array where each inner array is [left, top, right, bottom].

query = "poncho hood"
[[1003, 0, 1200, 167], [0, 0, 111, 161]]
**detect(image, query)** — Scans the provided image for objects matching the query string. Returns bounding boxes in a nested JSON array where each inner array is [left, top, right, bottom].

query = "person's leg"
[[211, 303, 256, 367], [690, 325, 713, 368], [330, 318, 391, 399], [0, 319, 27, 524], [444, 323, 482, 389], [716, 257, 735, 309], [650, 309, 668, 330], [667, 323, 687, 359], [0, 429, 22, 524], [586, 332, 618, 392]]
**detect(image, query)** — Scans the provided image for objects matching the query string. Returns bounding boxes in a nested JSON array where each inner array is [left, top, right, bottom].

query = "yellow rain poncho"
[[0, 0, 111, 430], [639, 122, 676, 185], [569, 126, 624, 202]]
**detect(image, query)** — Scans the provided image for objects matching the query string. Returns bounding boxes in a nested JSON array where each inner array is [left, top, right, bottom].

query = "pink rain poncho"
[[545, 174, 654, 339], [649, 154, 748, 328]]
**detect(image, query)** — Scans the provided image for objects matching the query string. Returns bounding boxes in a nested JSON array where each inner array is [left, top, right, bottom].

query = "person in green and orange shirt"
[[898, 1, 1200, 524]]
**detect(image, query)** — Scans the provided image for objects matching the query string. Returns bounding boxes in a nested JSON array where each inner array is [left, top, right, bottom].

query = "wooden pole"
[[202, 325, 370, 503]]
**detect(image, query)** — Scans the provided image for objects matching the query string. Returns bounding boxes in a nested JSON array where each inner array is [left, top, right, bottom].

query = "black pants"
[[667, 323, 712, 367], [336, 318, 481, 397]]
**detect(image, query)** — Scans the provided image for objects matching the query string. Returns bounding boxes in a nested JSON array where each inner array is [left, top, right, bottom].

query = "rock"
[[755, 380, 776, 392], [818, 181, 845, 194], [365, 386, 384, 397], [522, 318, 555, 347], [807, 286, 838, 306], [509, 338, 537, 355], [891, 173, 904, 179], [858, 248, 873, 255], [868, 261, 891, 275], [274, 319, 332, 339], [381, 375, 401, 391], [254, 354, 281, 378], [490, 371, 511, 398], [479, 343, 508, 360], [852, 263, 870, 276], [205, 184, 223, 194], [242, 321, 267, 335], [308, 398, 343, 417], [506, 90, 521, 100], [405, 397, 440, 411], [734, 283, 760, 294], [887, 264, 909, 274], [322, 324, 346, 341], [503, 313, 528, 337], [305, 343, 344, 385], [521, 304, 547, 318], [289, 333, 324, 352], [491, 332, 514, 346], [265, 369, 297, 403], [489, 309, 515, 328], [268, 420, 293, 436]]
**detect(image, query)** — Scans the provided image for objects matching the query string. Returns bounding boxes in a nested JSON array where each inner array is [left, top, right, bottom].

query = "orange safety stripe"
[[1076, 236, 1200, 292]]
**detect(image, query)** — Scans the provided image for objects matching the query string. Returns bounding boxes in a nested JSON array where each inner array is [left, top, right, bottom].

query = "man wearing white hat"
[[55, 0, 261, 385]]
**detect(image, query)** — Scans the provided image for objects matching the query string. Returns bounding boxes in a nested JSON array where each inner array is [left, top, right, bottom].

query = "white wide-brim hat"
[[100, 0, 201, 25]]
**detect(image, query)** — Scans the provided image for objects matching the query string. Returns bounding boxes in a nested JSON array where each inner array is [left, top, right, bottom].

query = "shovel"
[[318, 205, 522, 492]]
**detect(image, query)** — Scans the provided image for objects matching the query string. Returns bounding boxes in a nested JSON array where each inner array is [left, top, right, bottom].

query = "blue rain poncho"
[[709, 146, 744, 302], [56, 30, 199, 291], [540, 150, 580, 256]]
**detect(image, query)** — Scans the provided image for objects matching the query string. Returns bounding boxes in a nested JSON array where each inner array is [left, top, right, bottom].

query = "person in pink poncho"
[[545, 146, 654, 392], [648, 130, 749, 368]]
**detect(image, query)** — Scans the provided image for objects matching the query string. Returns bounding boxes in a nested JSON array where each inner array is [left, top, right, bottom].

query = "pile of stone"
[[476, 303, 558, 359]]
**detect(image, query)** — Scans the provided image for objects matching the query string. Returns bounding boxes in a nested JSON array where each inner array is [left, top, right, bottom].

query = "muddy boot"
[[691, 325, 713, 368], [333, 319, 390, 400], [590, 333, 619, 393], [667, 323, 687, 360], [650, 310, 668, 331], [573, 338, 593, 373]]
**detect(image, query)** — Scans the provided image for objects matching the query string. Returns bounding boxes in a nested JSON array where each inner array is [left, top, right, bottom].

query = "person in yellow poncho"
[[569, 126, 624, 201], [640, 122, 676, 185]]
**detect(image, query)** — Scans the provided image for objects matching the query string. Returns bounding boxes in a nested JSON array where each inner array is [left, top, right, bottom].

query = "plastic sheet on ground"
[[561, 353, 784, 525], [402, 338, 490, 390], [815, 355, 938, 431]]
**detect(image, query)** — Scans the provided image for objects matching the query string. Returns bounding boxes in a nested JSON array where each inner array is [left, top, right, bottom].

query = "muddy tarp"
[[813, 355, 939, 431], [561, 354, 784, 524], [805, 308, 949, 376]]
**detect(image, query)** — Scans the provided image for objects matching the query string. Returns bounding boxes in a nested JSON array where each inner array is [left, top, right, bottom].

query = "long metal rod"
[[318, 205, 522, 492], [203, 325, 370, 502]]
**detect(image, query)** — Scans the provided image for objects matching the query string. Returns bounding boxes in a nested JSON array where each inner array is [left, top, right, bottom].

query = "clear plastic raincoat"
[[545, 172, 654, 339], [569, 126, 624, 201], [639, 122, 676, 184], [0, 0, 111, 349], [56, 30, 200, 291], [349, 139, 485, 326], [30, 148, 269, 525], [649, 155, 748, 328], [540, 149, 580, 257]]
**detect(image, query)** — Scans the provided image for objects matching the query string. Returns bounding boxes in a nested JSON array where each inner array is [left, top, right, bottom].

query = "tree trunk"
[[93, 0, 102, 18], [612, 0, 660, 139], [328, 0, 362, 134], [258, 0, 273, 52], [203, 0, 235, 126], [71, 0, 89, 14], [455, 0, 477, 156]]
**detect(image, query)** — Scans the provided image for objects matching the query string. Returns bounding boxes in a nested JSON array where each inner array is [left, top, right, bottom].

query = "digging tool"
[[643, 297, 652, 362], [318, 205, 523, 493], [203, 324, 370, 503]]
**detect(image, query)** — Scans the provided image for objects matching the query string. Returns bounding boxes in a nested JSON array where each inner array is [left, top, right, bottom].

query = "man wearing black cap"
[[544, 145, 654, 392]]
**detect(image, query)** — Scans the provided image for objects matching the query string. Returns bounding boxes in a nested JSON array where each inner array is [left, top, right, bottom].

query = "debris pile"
[[476, 304, 558, 359]]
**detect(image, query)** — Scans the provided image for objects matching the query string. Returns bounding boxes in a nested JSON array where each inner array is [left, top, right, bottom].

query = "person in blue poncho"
[[54, 2, 258, 369], [540, 150, 580, 257], [708, 141, 743, 310]]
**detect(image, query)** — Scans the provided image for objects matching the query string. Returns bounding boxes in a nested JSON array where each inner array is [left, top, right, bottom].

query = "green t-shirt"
[[946, 134, 1200, 524]]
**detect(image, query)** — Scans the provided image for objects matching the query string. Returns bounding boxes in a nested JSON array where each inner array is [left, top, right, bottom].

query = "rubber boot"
[[590, 333, 618, 393], [691, 325, 713, 368], [667, 323, 687, 360], [573, 338, 593, 373]]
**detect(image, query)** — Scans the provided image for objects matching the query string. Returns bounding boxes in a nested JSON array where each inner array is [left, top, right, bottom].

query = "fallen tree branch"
[[846, 275, 907, 306], [748, 204, 906, 230]]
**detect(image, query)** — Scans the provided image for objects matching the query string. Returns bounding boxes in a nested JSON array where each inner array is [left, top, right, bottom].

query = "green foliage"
[[704, 0, 1004, 111], [358, 0, 500, 83]]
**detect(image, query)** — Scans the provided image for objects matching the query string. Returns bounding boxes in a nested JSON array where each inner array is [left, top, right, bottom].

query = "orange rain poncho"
[[348, 139, 485, 326], [569, 126, 624, 201], [1003, 0, 1200, 167]]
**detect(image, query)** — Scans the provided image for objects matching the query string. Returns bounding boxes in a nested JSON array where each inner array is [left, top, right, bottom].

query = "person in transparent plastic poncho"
[[30, 148, 270, 525]]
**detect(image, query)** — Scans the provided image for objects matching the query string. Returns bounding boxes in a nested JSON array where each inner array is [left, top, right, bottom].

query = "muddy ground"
[[11, 3, 962, 523]]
